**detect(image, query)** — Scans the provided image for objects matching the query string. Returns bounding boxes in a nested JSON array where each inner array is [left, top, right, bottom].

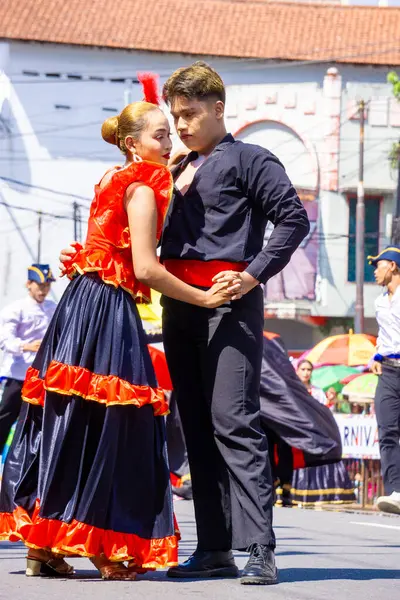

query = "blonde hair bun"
[[101, 102, 159, 154], [101, 115, 119, 145]]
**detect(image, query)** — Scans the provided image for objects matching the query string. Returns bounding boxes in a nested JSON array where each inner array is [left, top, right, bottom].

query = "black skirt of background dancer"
[[260, 334, 342, 471]]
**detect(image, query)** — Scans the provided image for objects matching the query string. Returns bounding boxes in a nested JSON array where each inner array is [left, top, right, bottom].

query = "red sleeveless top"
[[64, 161, 173, 302]]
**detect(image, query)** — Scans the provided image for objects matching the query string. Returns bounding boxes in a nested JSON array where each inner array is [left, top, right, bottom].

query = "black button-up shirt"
[[160, 134, 310, 284]]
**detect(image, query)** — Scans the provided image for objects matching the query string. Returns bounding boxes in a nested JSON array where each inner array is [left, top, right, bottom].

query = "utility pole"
[[391, 142, 400, 245], [73, 202, 82, 242], [37, 210, 42, 262], [355, 100, 365, 334], [124, 80, 133, 106]]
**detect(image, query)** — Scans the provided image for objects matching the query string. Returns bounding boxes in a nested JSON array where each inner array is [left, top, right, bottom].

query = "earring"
[[133, 154, 142, 163]]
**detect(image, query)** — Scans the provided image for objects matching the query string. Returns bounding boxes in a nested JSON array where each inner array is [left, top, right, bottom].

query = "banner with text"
[[334, 414, 380, 460]]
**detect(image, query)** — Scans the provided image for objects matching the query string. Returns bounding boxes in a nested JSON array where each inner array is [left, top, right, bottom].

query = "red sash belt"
[[164, 259, 248, 287]]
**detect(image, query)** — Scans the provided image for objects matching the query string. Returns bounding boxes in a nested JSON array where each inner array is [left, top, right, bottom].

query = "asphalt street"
[[0, 500, 399, 600]]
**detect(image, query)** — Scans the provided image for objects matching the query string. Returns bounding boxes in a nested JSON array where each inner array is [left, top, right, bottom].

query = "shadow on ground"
[[278, 568, 400, 583], [5, 566, 400, 584]]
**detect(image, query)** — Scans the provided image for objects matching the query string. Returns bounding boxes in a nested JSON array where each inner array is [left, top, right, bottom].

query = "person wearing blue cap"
[[0, 264, 56, 455], [368, 247, 400, 515]]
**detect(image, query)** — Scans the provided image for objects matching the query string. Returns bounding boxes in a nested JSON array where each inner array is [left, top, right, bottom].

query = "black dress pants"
[[0, 378, 23, 455], [166, 391, 190, 479], [162, 287, 275, 551], [374, 365, 400, 495]]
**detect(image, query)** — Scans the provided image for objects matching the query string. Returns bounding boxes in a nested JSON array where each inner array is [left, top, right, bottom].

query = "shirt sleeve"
[[374, 334, 382, 358], [0, 305, 24, 356], [241, 147, 310, 284]]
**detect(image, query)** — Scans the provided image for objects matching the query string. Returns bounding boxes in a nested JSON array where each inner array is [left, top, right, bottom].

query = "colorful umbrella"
[[341, 373, 378, 400], [311, 365, 359, 392], [340, 372, 365, 385], [304, 332, 376, 367]]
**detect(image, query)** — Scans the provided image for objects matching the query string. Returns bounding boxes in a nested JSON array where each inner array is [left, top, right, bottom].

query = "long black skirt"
[[292, 462, 356, 505], [0, 274, 178, 568], [260, 335, 342, 470]]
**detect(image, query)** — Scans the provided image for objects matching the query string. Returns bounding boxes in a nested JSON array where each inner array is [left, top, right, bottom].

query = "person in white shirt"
[[369, 247, 400, 515], [0, 264, 56, 455]]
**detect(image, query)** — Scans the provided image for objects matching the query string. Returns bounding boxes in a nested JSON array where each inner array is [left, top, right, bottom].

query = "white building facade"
[[0, 41, 398, 346]]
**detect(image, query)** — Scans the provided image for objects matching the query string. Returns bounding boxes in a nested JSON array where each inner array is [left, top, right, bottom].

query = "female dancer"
[[292, 359, 355, 506], [0, 77, 236, 580]]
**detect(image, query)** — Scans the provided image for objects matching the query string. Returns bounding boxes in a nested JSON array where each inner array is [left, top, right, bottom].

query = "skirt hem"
[[0, 502, 178, 569]]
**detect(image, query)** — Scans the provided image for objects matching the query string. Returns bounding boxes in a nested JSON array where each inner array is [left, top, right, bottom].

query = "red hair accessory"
[[138, 72, 160, 106]]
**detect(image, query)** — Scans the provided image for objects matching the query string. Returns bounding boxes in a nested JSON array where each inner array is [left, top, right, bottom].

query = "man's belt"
[[382, 356, 400, 368], [164, 259, 248, 287]]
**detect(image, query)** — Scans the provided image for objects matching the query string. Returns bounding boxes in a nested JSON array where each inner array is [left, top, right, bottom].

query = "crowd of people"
[[0, 61, 398, 587]]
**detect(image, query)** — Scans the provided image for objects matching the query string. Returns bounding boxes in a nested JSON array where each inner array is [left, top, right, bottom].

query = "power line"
[[0, 197, 383, 242], [1, 143, 396, 165], [0, 201, 386, 247], [0, 200, 82, 221], [270, 126, 398, 181], [339, 136, 398, 181], [0, 186, 91, 213], [249, 99, 366, 160], [0, 87, 394, 145], [0, 176, 92, 203], [0, 118, 104, 141], [0, 220, 38, 235], [24, 97, 124, 122]]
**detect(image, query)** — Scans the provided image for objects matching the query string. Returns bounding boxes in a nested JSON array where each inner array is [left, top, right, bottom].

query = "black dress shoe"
[[167, 550, 239, 579], [240, 544, 278, 585]]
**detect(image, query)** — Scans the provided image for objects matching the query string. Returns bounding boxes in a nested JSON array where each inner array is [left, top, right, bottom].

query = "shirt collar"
[[390, 286, 400, 303], [212, 133, 235, 153], [172, 133, 235, 180], [26, 294, 46, 308], [185, 133, 234, 163], [379, 285, 400, 304], [204, 133, 235, 159]]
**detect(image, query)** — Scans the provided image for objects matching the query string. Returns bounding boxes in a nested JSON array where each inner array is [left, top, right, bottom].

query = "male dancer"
[[160, 62, 309, 585], [369, 247, 400, 515], [0, 264, 56, 455], [60, 62, 310, 585]]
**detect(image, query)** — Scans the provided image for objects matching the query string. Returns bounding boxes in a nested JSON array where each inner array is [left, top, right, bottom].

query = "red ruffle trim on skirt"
[[0, 502, 178, 568], [22, 363, 168, 416]]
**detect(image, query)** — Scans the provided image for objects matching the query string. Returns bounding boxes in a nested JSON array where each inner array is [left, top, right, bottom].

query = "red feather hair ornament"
[[137, 72, 160, 106]]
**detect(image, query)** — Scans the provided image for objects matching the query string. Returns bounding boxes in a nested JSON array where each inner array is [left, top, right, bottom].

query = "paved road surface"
[[1, 501, 399, 600]]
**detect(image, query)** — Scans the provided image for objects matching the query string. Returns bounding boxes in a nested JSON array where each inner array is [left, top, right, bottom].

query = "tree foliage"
[[388, 71, 400, 101], [388, 72, 400, 168]]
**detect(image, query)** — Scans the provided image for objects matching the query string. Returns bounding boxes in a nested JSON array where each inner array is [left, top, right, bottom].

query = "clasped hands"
[[205, 270, 259, 308]]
